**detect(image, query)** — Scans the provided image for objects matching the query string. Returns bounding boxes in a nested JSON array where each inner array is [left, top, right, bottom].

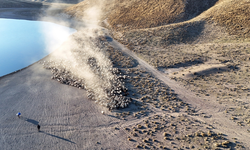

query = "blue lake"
[[0, 18, 76, 77]]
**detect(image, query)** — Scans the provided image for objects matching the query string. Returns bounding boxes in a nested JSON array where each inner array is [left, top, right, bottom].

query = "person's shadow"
[[20, 117, 39, 125], [20, 117, 75, 144], [40, 131, 76, 144], [26, 118, 39, 125]]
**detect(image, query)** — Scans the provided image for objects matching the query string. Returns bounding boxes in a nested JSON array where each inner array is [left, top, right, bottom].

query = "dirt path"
[[0, 25, 248, 149], [110, 39, 250, 148], [1, 33, 248, 149], [1, 0, 249, 148]]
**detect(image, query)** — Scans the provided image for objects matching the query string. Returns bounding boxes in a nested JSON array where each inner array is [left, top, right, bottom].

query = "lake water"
[[0, 18, 76, 77]]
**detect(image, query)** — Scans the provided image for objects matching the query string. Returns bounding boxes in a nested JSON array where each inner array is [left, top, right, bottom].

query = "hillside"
[[205, 0, 250, 38], [107, 0, 218, 31], [65, 0, 250, 40], [65, 0, 218, 30], [63, 0, 250, 149], [110, 0, 250, 50], [1, 0, 250, 149]]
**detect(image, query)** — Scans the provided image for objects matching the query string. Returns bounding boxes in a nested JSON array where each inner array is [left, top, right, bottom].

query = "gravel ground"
[[0, 59, 136, 150], [0, 1, 133, 149]]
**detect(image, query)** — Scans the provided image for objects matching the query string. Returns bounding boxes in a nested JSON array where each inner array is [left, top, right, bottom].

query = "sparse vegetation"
[[2, 0, 249, 149]]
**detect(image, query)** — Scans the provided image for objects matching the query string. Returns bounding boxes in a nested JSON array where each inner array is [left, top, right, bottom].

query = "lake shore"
[[0, 2, 135, 149], [1, 1, 250, 149]]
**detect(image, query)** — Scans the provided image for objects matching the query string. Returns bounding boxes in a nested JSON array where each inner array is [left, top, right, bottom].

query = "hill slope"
[[204, 0, 250, 38], [107, 0, 218, 31], [63, 1, 250, 149], [65, 0, 218, 30], [65, 0, 250, 40]]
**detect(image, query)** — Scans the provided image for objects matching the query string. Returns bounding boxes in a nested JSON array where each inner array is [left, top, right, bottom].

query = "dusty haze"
[[40, 0, 126, 108]]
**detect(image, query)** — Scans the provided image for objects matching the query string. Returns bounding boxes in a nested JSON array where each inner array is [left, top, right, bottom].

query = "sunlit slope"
[[117, 0, 250, 46], [203, 0, 250, 38], [107, 0, 218, 31], [65, 0, 250, 42], [64, 0, 217, 30]]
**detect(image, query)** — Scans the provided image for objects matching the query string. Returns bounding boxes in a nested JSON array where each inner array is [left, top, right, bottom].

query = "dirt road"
[[1, 0, 249, 149], [110, 39, 250, 148]]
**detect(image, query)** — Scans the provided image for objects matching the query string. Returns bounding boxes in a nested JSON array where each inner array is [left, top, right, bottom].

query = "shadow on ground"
[[40, 131, 76, 144], [185, 64, 239, 78], [20, 117, 39, 125], [158, 58, 205, 70], [19, 117, 75, 144]]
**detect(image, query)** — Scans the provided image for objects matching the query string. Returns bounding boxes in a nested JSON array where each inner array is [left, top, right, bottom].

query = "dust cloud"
[[40, 0, 131, 109]]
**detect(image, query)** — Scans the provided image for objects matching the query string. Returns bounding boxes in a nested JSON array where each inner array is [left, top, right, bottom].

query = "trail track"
[[0, 0, 250, 148], [110, 39, 250, 148], [0, 34, 249, 149]]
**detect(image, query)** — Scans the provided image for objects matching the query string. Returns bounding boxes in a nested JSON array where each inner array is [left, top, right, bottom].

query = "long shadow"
[[40, 131, 76, 144], [107, 114, 118, 119], [25, 118, 39, 125], [158, 58, 205, 69], [20, 117, 39, 125], [19, 117, 75, 144], [185, 64, 240, 78]]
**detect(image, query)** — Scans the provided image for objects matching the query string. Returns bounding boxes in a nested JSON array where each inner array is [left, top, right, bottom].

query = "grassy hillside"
[[64, 0, 250, 78], [110, 0, 249, 50], [107, 0, 218, 31], [65, 0, 218, 30], [65, 0, 249, 40], [205, 0, 250, 38]]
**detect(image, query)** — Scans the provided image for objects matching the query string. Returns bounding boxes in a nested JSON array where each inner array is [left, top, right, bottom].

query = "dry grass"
[[130, 45, 206, 68], [63, 0, 250, 148], [108, 0, 217, 31], [65, 0, 217, 30], [65, 0, 250, 40], [108, 0, 186, 30], [65, 0, 250, 50], [169, 42, 250, 128], [205, 0, 250, 38], [124, 114, 239, 149], [111, 0, 250, 47], [104, 34, 250, 148]]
